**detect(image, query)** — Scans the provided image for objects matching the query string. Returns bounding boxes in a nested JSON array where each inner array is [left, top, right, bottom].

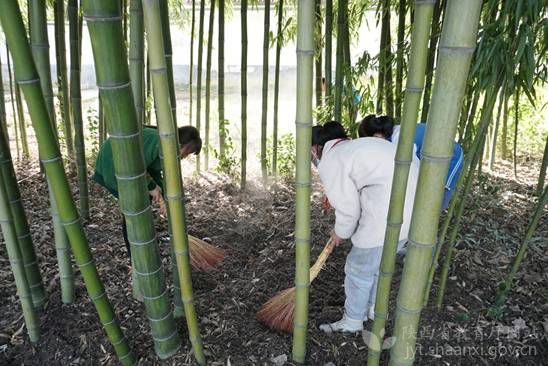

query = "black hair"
[[311, 121, 348, 147], [358, 114, 394, 138], [178, 126, 202, 155]]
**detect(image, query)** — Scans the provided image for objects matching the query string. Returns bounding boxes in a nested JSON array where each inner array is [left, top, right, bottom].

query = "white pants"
[[344, 241, 407, 321]]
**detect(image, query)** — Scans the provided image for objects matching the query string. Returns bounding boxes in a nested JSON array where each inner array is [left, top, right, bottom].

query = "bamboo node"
[[0, 158, 12, 164], [76, 259, 94, 269], [133, 264, 163, 277], [150, 67, 168, 74], [294, 237, 310, 246], [17, 233, 31, 240], [118, 350, 134, 361], [394, 159, 412, 166], [419, 153, 451, 163], [97, 81, 131, 91], [112, 336, 127, 346], [405, 87, 423, 93], [182, 298, 195, 305], [147, 310, 173, 322], [101, 317, 117, 327], [23, 260, 38, 268], [90, 291, 106, 301], [295, 182, 311, 188], [295, 283, 310, 289], [387, 221, 403, 228], [295, 48, 314, 55], [9, 198, 22, 204], [83, 14, 123, 22], [40, 155, 61, 164], [30, 42, 49, 49], [295, 121, 312, 128], [115, 171, 147, 181], [61, 217, 81, 227], [16, 77, 40, 85], [174, 249, 189, 256], [395, 303, 422, 315], [142, 288, 168, 301], [408, 238, 435, 249], [165, 193, 183, 201], [373, 311, 388, 320], [122, 205, 152, 217], [129, 235, 157, 247], [29, 282, 43, 289], [108, 130, 140, 139], [415, 0, 437, 5], [152, 328, 179, 342], [439, 46, 475, 55]]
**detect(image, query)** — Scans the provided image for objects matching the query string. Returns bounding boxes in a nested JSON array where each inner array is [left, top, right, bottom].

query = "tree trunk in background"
[[240, 0, 248, 188], [291, 0, 314, 361], [260, 0, 270, 183], [129, 0, 145, 133], [218, 0, 226, 158], [420, 0, 443, 122], [0, 53, 6, 139], [272, 0, 284, 178], [205, 0, 216, 170], [334, 0, 346, 122], [195, 0, 205, 172], [537, 137, 548, 196], [189, 0, 196, 126], [15, 84, 29, 158], [68, 0, 89, 220], [384, 4, 394, 118], [488, 88, 504, 170], [342, 24, 353, 125], [394, 0, 406, 121], [389, 1, 482, 363], [6, 49, 20, 159], [314, 0, 322, 108], [460, 89, 480, 151], [54, 0, 74, 160], [159, 0, 177, 125], [376, 0, 389, 114], [501, 93, 509, 159], [513, 87, 519, 179], [324, 0, 333, 99]]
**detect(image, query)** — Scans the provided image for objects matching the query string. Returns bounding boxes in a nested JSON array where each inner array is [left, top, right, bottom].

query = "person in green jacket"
[[93, 125, 202, 258]]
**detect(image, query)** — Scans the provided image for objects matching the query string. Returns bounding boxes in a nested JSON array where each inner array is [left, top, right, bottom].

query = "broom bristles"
[[188, 235, 225, 272], [256, 238, 335, 333]]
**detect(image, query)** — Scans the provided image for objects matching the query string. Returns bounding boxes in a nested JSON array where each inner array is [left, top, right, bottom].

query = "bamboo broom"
[[256, 238, 336, 333], [188, 234, 225, 271]]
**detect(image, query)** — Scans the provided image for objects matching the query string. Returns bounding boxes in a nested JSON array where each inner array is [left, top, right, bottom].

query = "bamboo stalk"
[[291, 0, 314, 362], [513, 86, 519, 179], [218, 0, 226, 158], [488, 88, 504, 170], [159, 0, 176, 127], [314, 0, 322, 108], [376, 0, 390, 114], [6, 48, 20, 160], [0, 168, 40, 344], [260, 0, 271, 183], [195, 0, 205, 172], [367, 2, 436, 365], [189, 0, 196, 127], [240, 0, 247, 188], [204, 0, 216, 171], [272, 0, 284, 178], [537, 137, 548, 196], [129, 0, 145, 133], [0, 1, 134, 362], [14, 84, 29, 158], [141, 3, 206, 363], [0, 53, 6, 139], [68, 0, 89, 220], [82, 0, 180, 359], [333, 0, 346, 121], [394, 0, 407, 121], [389, 1, 482, 364], [324, 0, 332, 99], [501, 93, 509, 160]]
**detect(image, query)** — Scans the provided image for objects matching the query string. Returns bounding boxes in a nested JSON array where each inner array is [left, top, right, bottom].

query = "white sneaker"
[[368, 305, 375, 321], [319, 315, 363, 333]]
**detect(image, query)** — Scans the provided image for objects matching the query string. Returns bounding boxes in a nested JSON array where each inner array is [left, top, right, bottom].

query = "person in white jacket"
[[312, 121, 419, 333]]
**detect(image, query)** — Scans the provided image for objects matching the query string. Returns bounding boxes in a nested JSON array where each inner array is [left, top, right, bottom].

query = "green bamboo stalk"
[[260, 0, 271, 183], [423, 86, 498, 307], [333, 0, 346, 121], [14, 84, 29, 158], [291, 0, 313, 362], [501, 93, 509, 160], [460, 89, 480, 151], [0, 1, 134, 362], [189, 0, 196, 127], [28, 0, 73, 305], [98, 93, 106, 144], [218, 0, 225, 158], [494, 185, 547, 307], [342, 24, 354, 125], [158, 0, 176, 126], [0, 53, 6, 140], [367, 2, 435, 365], [389, 1, 482, 364], [0, 168, 40, 344], [513, 86, 519, 179], [457, 82, 473, 142], [54, 0, 74, 160], [314, 0, 322, 108], [68, 0, 89, 219], [383, 3, 394, 118], [420, 0, 443, 122], [195, 0, 205, 172], [376, 0, 390, 114], [240, 0, 247, 188], [488, 87, 504, 170], [324, 0, 332, 99], [204, 0, 215, 171], [129, 0, 145, 132], [142, 3, 206, 363], [82, 0, 181, 359], [536, 137, 548, 196], [6, 49, 21, 160], [394, 0, 407, 121], [272, 0, 284, 178]]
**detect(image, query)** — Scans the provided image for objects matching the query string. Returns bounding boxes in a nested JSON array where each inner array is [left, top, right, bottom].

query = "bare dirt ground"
[[0, 157, 546, 365]]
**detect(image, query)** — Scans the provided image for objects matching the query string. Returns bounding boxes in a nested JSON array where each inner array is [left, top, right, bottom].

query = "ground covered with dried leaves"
[[0, 158, 546, 365]]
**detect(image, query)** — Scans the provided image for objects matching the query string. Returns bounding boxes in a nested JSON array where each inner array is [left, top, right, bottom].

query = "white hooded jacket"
[[318, 137, 419, 248]]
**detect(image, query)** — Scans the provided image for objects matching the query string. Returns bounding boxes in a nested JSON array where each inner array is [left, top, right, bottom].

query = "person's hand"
[[158, 198, 167, 217], [323, 195, 332, 211], [149, 186, 162, 204], [330, 229, 343, 247]]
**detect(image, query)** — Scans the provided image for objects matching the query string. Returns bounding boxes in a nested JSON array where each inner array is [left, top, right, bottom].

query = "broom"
[[188, 235, 225, 271], [256, 238, 336, 332]]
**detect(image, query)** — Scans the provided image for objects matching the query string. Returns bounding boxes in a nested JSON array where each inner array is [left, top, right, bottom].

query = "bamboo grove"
[[0, 0, 546, 365]]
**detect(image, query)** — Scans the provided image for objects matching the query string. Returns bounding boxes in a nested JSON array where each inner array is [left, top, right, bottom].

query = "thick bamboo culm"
[[324, 0, 333, 98], [367, 2, 436, 365], [257, 239, 335, 333], [68, 0, 89, 220], [333, 0, 346, 122], [82, 0, 180, 359], [0, 111, 45, 309], [189, 0, 196, 127], [14, 84, 29, 158], [389, 1, 483, 365], [129, 0, 145, 133], [29, 0, 74, 304], [0, 1, 134, 363], [291, 0, 314, 362], [218, 0, 226, 158], [141, 1, 206, 364], [204, 0, 216, 170], [158, 0, 176, 127], [240, 0, 248, 188], [0, 169, 40, 344], [6, 49, 21, 160]]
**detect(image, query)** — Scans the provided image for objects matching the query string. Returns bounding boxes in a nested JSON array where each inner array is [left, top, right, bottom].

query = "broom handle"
[[309, 238, 336, 282]]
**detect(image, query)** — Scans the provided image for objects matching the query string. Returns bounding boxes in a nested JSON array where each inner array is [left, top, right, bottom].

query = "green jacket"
[[93, 127, 162, 198]]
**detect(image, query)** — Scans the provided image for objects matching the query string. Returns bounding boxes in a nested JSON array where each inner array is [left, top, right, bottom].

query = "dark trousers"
[[121, 218, 131, 259]]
